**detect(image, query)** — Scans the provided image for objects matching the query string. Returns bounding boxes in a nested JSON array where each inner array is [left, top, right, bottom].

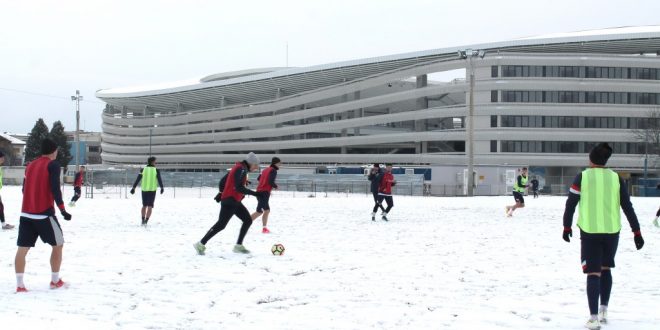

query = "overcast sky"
[[1, 0, 658, 133]]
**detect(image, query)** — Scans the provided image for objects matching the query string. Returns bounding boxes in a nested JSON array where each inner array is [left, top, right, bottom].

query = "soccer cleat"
[[382, 213, 389, 221], [371, 213, 376, 221], [262, 227, 270, 234], [654, 216, 659, 228], [584, 318, 600, 330], [68, 201, 76, 207], [193, 241, 206, 255], [16, 287, 28, 293], [233, 244, 250, 254], [2, 223, 15, 230], [50, 279, 66, 290], [598, 308, 608, 324]]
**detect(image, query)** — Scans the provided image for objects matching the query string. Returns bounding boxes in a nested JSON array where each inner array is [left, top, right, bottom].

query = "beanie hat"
[[589, 143, 613, 166], [41, 138, 58, 155], [245, 152, 260, 166]]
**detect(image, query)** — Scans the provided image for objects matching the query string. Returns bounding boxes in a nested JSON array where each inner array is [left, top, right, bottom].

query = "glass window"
[[491, 115, 498, 128], [491, 140, 497, 152], [491, 90, 498, 102], [491, 66, 498, 78]]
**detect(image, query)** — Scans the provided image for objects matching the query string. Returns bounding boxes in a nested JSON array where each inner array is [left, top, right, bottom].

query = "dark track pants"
[[377, 195, 394, 213], [71, 187, 81, 202], [201, 198, 253, 245], [372, 192, 386, 213]]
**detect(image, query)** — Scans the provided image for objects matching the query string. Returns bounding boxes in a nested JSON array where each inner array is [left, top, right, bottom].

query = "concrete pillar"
[[353, 91, 361, 136], [219, 97, 225, 108], [415, 75, 428, 153]]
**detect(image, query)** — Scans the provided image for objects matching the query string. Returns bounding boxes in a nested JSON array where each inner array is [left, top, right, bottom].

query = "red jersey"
[[74, 171, 84, 187], [221, 162, 248, 202], [257, 166, 277, 192], [378, 171, 395, 195], [22, 156, 64, 215]]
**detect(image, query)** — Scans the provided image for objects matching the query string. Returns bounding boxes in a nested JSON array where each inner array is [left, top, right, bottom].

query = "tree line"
[[24, 118, 73, 171]]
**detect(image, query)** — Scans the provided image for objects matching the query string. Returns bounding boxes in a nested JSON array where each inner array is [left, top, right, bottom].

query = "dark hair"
[[385, 163, 393, 166], [271, 157, 281, 165], [373, 163, 380, 167], [589, 143, 613, 166], [41, 138, 58, 155], [148, 156, 157, 165], [521, 167, 528, 171]]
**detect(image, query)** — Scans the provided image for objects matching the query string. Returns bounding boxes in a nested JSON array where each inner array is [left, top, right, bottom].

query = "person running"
[[562, 143, 644, 329], [68, 165, 85, 207], [251, 157, 281, 234], [0, 151, 15, 230], [368, 163, 386, 221], [130, 156, 164, 226], [530, 176, 540, 199], [15, 139, 72, 293], [506, 167, 528, 217], [194, 152, 264, 255], [377, 163, 396, 221]]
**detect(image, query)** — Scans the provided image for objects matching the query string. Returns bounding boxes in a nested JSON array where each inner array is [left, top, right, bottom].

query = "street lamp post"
[[70, 90, 83, 171], [458, 49, 485, 197]]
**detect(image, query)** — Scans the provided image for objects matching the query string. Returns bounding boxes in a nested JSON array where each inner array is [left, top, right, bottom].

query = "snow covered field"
[[1, 186, 659, 330]]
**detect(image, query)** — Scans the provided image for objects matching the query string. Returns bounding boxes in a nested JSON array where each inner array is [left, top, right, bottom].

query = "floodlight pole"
[[71, 90, 83, 171], [459, 49, 485, 197]]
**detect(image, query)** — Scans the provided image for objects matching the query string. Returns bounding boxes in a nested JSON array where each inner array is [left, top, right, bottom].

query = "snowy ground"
[[1, 186, 659, 330]]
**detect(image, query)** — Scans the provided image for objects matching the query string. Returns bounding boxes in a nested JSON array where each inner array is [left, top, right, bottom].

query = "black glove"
[[160, 188, 164, 195], [562, 227, 572, 242], [634, 231, 644, 250], [60, 209, 72, 221], [214, 192, 222, 203], [656, 207, 660, 217], [130, 188, 135, 195]]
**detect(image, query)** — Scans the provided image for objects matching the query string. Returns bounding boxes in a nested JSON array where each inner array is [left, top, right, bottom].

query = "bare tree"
[[632, 109, 660, 156]]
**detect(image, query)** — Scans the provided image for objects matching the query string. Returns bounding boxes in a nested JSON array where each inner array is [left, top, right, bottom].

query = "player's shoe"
[[382, 213, 389, 221], [50, 279, 67, 290], [598, 308, 608, 324], [2, 223, 15, 230], [16, 287, 28, 293], [262, 227, 270, 234], [505, 206, 511, 216], [654, 216, 659, 228], [193, 241, 206, 255], [233, 244, 250, 254], [68, 201, 76, 207], [371, 212, 376, 221], [584, 318, 601, 329]]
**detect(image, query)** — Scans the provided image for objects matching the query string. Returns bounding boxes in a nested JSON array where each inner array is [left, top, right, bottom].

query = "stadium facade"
[[98, 26, 660, 185]]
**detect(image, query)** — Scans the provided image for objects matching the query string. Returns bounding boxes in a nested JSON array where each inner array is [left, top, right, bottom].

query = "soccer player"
[[68, 165, 85, 207], [130, 156, 164, 226], [562, 143, 644, 329], [251, 157, 281, 234], [506, 167, 528, 217], [15, 139, 72, 293], [0, 151, 15, 230], [194, 152, 263, 255], [368, 163, 386, 221], [530, 176, 540, 199], [377, 163, 396, 221]]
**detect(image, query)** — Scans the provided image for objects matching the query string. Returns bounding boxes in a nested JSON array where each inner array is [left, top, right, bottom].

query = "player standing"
[[377, 163, 396, 221], [130, 156, 164, 226], [69, 165, 85, 207], [368, 163, 386, 221]]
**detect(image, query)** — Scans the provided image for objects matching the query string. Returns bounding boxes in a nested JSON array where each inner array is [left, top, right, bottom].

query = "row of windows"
[[497, 141, 646, 154], [497, 116, 656, 129], [498, 91, 660, 105], [496, 65, 660, 80]]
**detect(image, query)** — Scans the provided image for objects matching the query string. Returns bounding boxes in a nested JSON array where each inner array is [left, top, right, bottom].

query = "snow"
[[1, 186, 659, 330]]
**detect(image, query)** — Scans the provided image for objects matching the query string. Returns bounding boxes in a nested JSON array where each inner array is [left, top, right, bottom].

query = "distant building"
[[0, 132, 26, 166], [66, 131, 102, 165]]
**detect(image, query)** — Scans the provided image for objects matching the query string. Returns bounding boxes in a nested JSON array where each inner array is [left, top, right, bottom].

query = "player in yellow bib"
[[130, 157, 164, 226], [562, 143, 644, 329], [505, 167, 528, 217]]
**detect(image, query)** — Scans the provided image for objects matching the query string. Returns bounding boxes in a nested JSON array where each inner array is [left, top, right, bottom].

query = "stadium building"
[[97, 26, 660, 194]]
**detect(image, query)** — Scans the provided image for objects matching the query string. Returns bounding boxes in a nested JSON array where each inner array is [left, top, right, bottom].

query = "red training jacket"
[[221, 162, 247, 202], [378, 171, 395, 195]]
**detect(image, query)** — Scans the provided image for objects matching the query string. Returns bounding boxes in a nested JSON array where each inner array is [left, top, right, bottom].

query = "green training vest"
[[513, 175, 528, 193], [141, 167, 158, 192], [578, 168, 621, 234], [0, 167, 3, 190]]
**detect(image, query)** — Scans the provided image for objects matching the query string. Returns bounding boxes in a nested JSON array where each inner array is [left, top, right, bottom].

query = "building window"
[[491, 90, 498, 102], [490, 115, 498, 127], [491, 66, 498, 78], [490, 140, 497, 152]]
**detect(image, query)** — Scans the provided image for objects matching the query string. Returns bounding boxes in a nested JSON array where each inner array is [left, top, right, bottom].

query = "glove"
[[160, 188, 164, 195], [634, 231, 644, 250], [214, 192, 222, 203], [130, 188, 135, 195], [562, 227, 572, 242], [60, 209, 72, 221]]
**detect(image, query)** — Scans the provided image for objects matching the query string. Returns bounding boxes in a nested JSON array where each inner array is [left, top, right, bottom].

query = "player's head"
[[80, 165, 86, 172], [589, 143, 612, 167], [271, 157, 281, 168], [373, 162, 380, 168], [245, 152, 260, 171], [0, 151, 4, 165], [521, 167, 528, 174], [41, 138, 58, 159], [147, 156, 157, 166], [385, 163, 393, 171]]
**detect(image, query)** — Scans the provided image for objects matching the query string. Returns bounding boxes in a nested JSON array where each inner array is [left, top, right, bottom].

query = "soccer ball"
[[271, 243, 285, 256]]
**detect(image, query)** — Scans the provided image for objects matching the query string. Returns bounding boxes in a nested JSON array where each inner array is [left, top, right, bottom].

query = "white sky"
[[0, 0, 658, 133]]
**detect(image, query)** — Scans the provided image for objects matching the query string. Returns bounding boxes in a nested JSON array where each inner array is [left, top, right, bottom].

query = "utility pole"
[[70, 90, 83, 171], [149, 128, 153, 157], [458, 49, 485, 197]]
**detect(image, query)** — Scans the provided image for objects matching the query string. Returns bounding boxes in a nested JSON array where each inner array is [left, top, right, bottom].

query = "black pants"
[[201, 198, 253, 245], [533, 189, 539, 198], [377, 195, 394, 213], [372, 192, 386, 213], [71, 187, 81, 202]]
